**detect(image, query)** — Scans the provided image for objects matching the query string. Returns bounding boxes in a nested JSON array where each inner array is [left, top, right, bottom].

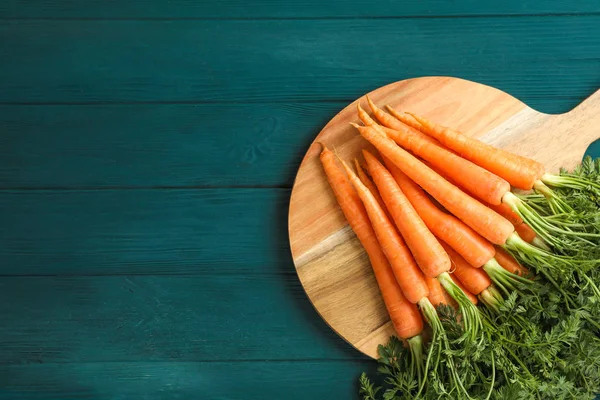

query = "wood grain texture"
[[1, 18, 600, 103], [0, 361, 373, 400], [0, 104, 332, 188], [0, 276, 362, 363], [288, 77, 600, 358], [1, 0, 599, 18], [0, 189, 292, 275]]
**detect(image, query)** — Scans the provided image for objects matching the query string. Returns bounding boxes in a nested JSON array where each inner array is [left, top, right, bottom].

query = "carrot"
[[494, 246, 528, 276], [407, 113, 545, 190], [371, 115, 510, 206], [449, 274, 478, 305], [341, 159, 430, 304], [363, 150, 451, 278], [514, 222, 537, 244], [442, 242, 492, 296], [426, 276, 455, 308], [383, 155, 497, 268], [488, 202, 523, 226], [359, 151, 483, 342], [365, 97, 438, 146], [353, 124, 515, 245], [319, 144, 424, 339], [353, 158, 393, 221], [385, 104, 423, 130]]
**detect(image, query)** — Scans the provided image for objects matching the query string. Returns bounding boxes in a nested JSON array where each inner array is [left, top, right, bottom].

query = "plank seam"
[[1, 12, 600, 21]]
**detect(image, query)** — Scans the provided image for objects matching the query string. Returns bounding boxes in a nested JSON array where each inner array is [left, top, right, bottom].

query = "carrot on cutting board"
[[353, 123, 515, 245], [363, 149, 451, 278], [365, 97, 438, 146], [407, 113, 545, 190], [318, 144, 424, 340], [367, 111, 511, 206], [385, 104, 423, 130], [358, 150, 482, 342], [341, 159, 430, 304], [353, 158, 393, 221], [381, 155, 496, 268], [442, 242, 491, 296]]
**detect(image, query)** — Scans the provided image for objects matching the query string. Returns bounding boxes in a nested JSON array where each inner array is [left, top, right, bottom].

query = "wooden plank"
[[0, 189, 292, 275], [0, 98, 590, 188], [0, 0, 598, 18], [0, 275, 363, 362], [0, 103, 335, 188], [0, 361, 373, 399], [0, 18, 599, 103]]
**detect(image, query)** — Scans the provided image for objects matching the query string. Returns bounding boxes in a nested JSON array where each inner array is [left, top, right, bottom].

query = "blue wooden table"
[[1, 1, 599, 398]]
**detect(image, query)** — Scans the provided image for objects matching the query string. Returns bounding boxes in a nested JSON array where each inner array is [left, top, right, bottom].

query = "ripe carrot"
[[342, 160, 430, 304], [385, 104, 423, 130], [408, 113, 545, 190], [449, 274, 478, 305], [442, 242, 492, 296], [363, 150, 451, 278], [426, 276, 455, 308], [365, 97, 438, 146], [352, 124, 515, 245], [488, 202, 523, 226], [371, 116, 510, 206], [421, 157, 542, 247], [494, 246, 528, 276], [382, 155, 497, 268], [319, 144, 424, 339], [353, 158, 393, 221], [514, 222, 537, 244]]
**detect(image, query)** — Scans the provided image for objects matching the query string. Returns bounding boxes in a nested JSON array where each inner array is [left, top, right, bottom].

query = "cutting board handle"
[[570, 88, 600, 116], [566, 88, 600, 151]]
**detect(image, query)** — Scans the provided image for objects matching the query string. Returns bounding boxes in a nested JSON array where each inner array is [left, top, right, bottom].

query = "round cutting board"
[[288, 76, 600, 359]]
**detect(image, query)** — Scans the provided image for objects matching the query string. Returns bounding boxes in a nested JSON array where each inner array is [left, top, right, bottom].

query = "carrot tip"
[[350, 122, 361, 129]]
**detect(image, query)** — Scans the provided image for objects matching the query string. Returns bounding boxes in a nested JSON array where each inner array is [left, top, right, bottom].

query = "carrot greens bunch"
[[317, 98, 600, 399]]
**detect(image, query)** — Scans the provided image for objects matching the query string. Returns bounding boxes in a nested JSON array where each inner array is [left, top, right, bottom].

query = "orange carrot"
[[363, 150, 451, 278], [425, 276, 455, 308], [342, 159, 430, 304], [421, 157, 542, 245], [488, 202, 523, 226], [514, 222, 537, 244], [352, 124, 515, 245], [383, 155, 497, 268], [319, 144, 424, 339], [365, 97, 438, 146], [371, 116, 510, 205], [449, 274, 478, 305], [353, 158, 392, 220], [408, 113, 545, 190], [442, 242, 492, 296], [494, 246, 528, 276], [385, 104, 423, 130]]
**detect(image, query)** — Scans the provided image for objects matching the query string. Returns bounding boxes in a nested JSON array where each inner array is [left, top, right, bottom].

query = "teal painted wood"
[[0, 98, 593, 188], [0, 276, 362, 362], [0, 361, 374, 400], [0, 189, 292, 275], [1, 0, 599, 18], [0, 104, 335, 188], [1, 18, 600, 103]]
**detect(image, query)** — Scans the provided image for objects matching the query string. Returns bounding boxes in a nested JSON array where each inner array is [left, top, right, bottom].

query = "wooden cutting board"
[[287, 76, 600, 359]]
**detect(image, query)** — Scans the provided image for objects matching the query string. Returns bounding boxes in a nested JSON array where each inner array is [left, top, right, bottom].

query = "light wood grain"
[[288, 76, 600, 359]]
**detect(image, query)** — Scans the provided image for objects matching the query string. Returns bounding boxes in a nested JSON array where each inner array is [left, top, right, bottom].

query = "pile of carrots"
[[318, 96, 600, 399]]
